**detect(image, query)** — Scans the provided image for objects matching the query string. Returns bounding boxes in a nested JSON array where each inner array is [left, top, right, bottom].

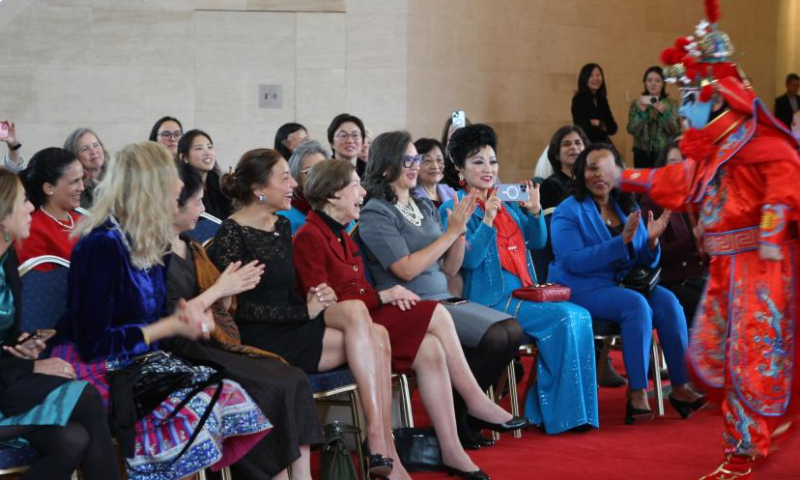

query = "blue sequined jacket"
[[440, 190, 546, 307]]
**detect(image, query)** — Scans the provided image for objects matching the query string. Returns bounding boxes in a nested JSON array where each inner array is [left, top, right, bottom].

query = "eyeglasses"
[[335, 131, 362, 142], [402, 155, 423, 168], [158, 131, 183, 140]]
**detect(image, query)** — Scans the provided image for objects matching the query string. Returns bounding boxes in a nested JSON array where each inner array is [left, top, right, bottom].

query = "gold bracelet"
[[141, 327, 151, 346]]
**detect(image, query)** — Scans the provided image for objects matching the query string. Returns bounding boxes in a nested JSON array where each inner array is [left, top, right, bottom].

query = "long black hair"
[[176, 160, 204, 207], [274, 122, 307, 160], [20, 148, 80, 209], [571, 143, 637, 215], [577, 63, 607, 99]]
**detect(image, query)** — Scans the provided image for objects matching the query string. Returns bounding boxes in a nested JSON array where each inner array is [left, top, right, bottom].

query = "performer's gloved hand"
[[759, 244, 783, 261]]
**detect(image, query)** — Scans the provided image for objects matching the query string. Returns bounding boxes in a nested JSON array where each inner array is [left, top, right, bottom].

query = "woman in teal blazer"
[[441, 124, 598, 434], [548, 143, 705, 423]]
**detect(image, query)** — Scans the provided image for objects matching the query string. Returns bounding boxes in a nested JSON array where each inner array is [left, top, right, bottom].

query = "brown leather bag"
[[512, 283, 571, 302]]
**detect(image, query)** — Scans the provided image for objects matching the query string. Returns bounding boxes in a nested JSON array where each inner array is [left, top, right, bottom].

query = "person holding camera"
[[626, 66, 681, 169], [440, 124, 598, 435]]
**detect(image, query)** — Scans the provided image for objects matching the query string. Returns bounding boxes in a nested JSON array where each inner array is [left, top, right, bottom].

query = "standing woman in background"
[[177, 129, 232, 220], [571, 63, 618, 145], [626, 66, 681, 168]]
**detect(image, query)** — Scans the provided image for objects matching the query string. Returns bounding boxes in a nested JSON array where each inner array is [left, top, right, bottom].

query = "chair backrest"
[[187, 212, 222, 243], [531, 207, 556, 283], [18, 256, 71, 333]]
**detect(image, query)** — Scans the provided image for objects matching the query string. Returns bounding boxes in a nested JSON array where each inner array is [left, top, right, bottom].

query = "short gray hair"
[[288, 140, 329, 182]]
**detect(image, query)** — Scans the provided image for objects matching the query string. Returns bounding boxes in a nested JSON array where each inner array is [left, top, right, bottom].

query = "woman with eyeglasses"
[[148, 116, 183, 158], [358, 131, 528, 454], [413, 138, 457, 209], [177, 129, 232, 220], [279, 140, 330, 234], [327, 113, 365, 170], [63, 128, 109, 209]]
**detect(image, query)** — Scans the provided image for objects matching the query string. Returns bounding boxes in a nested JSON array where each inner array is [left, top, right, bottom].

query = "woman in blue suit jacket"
[[441, 124, 598, 434], [549, 143, 705, 423]]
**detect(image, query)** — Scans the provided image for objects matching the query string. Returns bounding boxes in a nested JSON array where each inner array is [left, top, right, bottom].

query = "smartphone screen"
[[440, 297, 468, 306], [495, 183, 530, 202], [452, 110, 466, 130]]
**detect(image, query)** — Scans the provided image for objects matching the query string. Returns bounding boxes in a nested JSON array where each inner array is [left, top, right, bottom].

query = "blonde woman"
[[52, 142, 271, 480]]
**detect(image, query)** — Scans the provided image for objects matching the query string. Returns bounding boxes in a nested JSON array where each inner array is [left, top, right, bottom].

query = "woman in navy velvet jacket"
[[440, 124, 598, 434], [548, 143, 705, 424]]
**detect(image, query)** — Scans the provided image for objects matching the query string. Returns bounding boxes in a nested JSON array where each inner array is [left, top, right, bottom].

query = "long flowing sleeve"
[[620, 162, 694, 212], [63, 229, 150, 362]]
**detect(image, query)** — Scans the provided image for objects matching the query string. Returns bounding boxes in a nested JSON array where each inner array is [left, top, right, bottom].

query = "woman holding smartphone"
[[357, 131, 526, 450], [440, 124, 598, 435], [0, 169, 121, 480], [626, 66, 681, 168]]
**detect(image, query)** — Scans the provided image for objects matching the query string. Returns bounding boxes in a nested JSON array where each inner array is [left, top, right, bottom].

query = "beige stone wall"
[[406, 0, 780, 178], [0, 0, 787, 175], [0, 0, 406, 170]]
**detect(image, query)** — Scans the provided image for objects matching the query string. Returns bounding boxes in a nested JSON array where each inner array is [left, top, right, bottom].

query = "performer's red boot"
[[698, 456, 755, 480]]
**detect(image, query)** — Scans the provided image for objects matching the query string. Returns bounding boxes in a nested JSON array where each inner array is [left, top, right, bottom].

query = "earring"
[[257, 194, 266, 203], [3, 229, 8, 243], [458, 173, 466, 188]]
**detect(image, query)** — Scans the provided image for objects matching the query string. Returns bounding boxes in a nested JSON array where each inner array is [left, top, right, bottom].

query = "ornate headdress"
[[660, 0, 746, 101]]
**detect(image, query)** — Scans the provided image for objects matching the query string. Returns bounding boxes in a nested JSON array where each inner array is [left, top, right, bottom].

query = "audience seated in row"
[[0, 169, 122, 480], [51, 143, 270, 480], [357, 131, 526, 447]]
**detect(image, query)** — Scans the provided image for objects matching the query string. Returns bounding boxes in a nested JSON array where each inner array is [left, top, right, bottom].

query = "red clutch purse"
[[512, 283, 571, 302]]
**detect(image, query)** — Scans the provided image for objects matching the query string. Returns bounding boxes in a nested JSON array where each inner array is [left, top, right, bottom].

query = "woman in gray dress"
[[359, 131, 525, 449]]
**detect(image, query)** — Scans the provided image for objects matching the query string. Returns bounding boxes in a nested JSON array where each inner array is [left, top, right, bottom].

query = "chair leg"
[[506, 360, 522, 438], [595, 337, 613, 387], [397, 373, 414, 428], [348, 390, 369, 480], [220, 466, 233, 480], [651, 339, 665, 416], [196, 469, 208, 480], [485, 386, 500, 441]]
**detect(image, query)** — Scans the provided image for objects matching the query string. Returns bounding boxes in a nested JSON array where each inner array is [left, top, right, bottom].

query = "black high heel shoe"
[[624, 400, 654, 425], [362, 442, 394, 476], [468, 415, 529, 433], [669, 394, 709, 419], [443, 464, 490, 480]]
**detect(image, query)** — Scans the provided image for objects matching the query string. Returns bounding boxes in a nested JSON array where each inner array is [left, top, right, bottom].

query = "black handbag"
[[393, 427, 441, 472], [620, 266, 662, 297], [107, 350, 225, 467], [320, 421, 359, 480]]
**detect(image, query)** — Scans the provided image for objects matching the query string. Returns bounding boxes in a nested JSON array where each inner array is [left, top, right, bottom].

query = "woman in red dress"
[[17, 147, 85, 269], [294, 159, 528, 480]]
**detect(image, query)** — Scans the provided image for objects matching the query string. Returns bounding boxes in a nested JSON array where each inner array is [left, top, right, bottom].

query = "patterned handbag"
[[512, 283, 571, 302]]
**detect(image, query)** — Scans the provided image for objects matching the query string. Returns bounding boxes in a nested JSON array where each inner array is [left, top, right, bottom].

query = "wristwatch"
[[8, 143, 21, 151]]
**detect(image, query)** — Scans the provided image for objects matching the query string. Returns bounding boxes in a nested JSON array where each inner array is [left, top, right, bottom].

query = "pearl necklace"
[[40, 207, 74, 230], [395, 197, 423, 227]]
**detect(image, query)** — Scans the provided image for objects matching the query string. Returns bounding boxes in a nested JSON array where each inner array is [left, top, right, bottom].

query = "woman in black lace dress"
[[210, 149, 408, 479]]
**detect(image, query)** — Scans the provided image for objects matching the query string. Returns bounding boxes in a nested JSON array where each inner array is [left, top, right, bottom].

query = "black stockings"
[[454, 318, 524, 443], [0, 387, 121, 480]]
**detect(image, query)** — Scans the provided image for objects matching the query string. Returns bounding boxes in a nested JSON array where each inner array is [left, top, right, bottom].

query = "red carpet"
[[405, 355, 800, 480], [311, 353, 799, 479]]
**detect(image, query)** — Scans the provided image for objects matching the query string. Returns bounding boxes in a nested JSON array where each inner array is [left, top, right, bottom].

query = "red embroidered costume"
[[620, 2, 800, 478]]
